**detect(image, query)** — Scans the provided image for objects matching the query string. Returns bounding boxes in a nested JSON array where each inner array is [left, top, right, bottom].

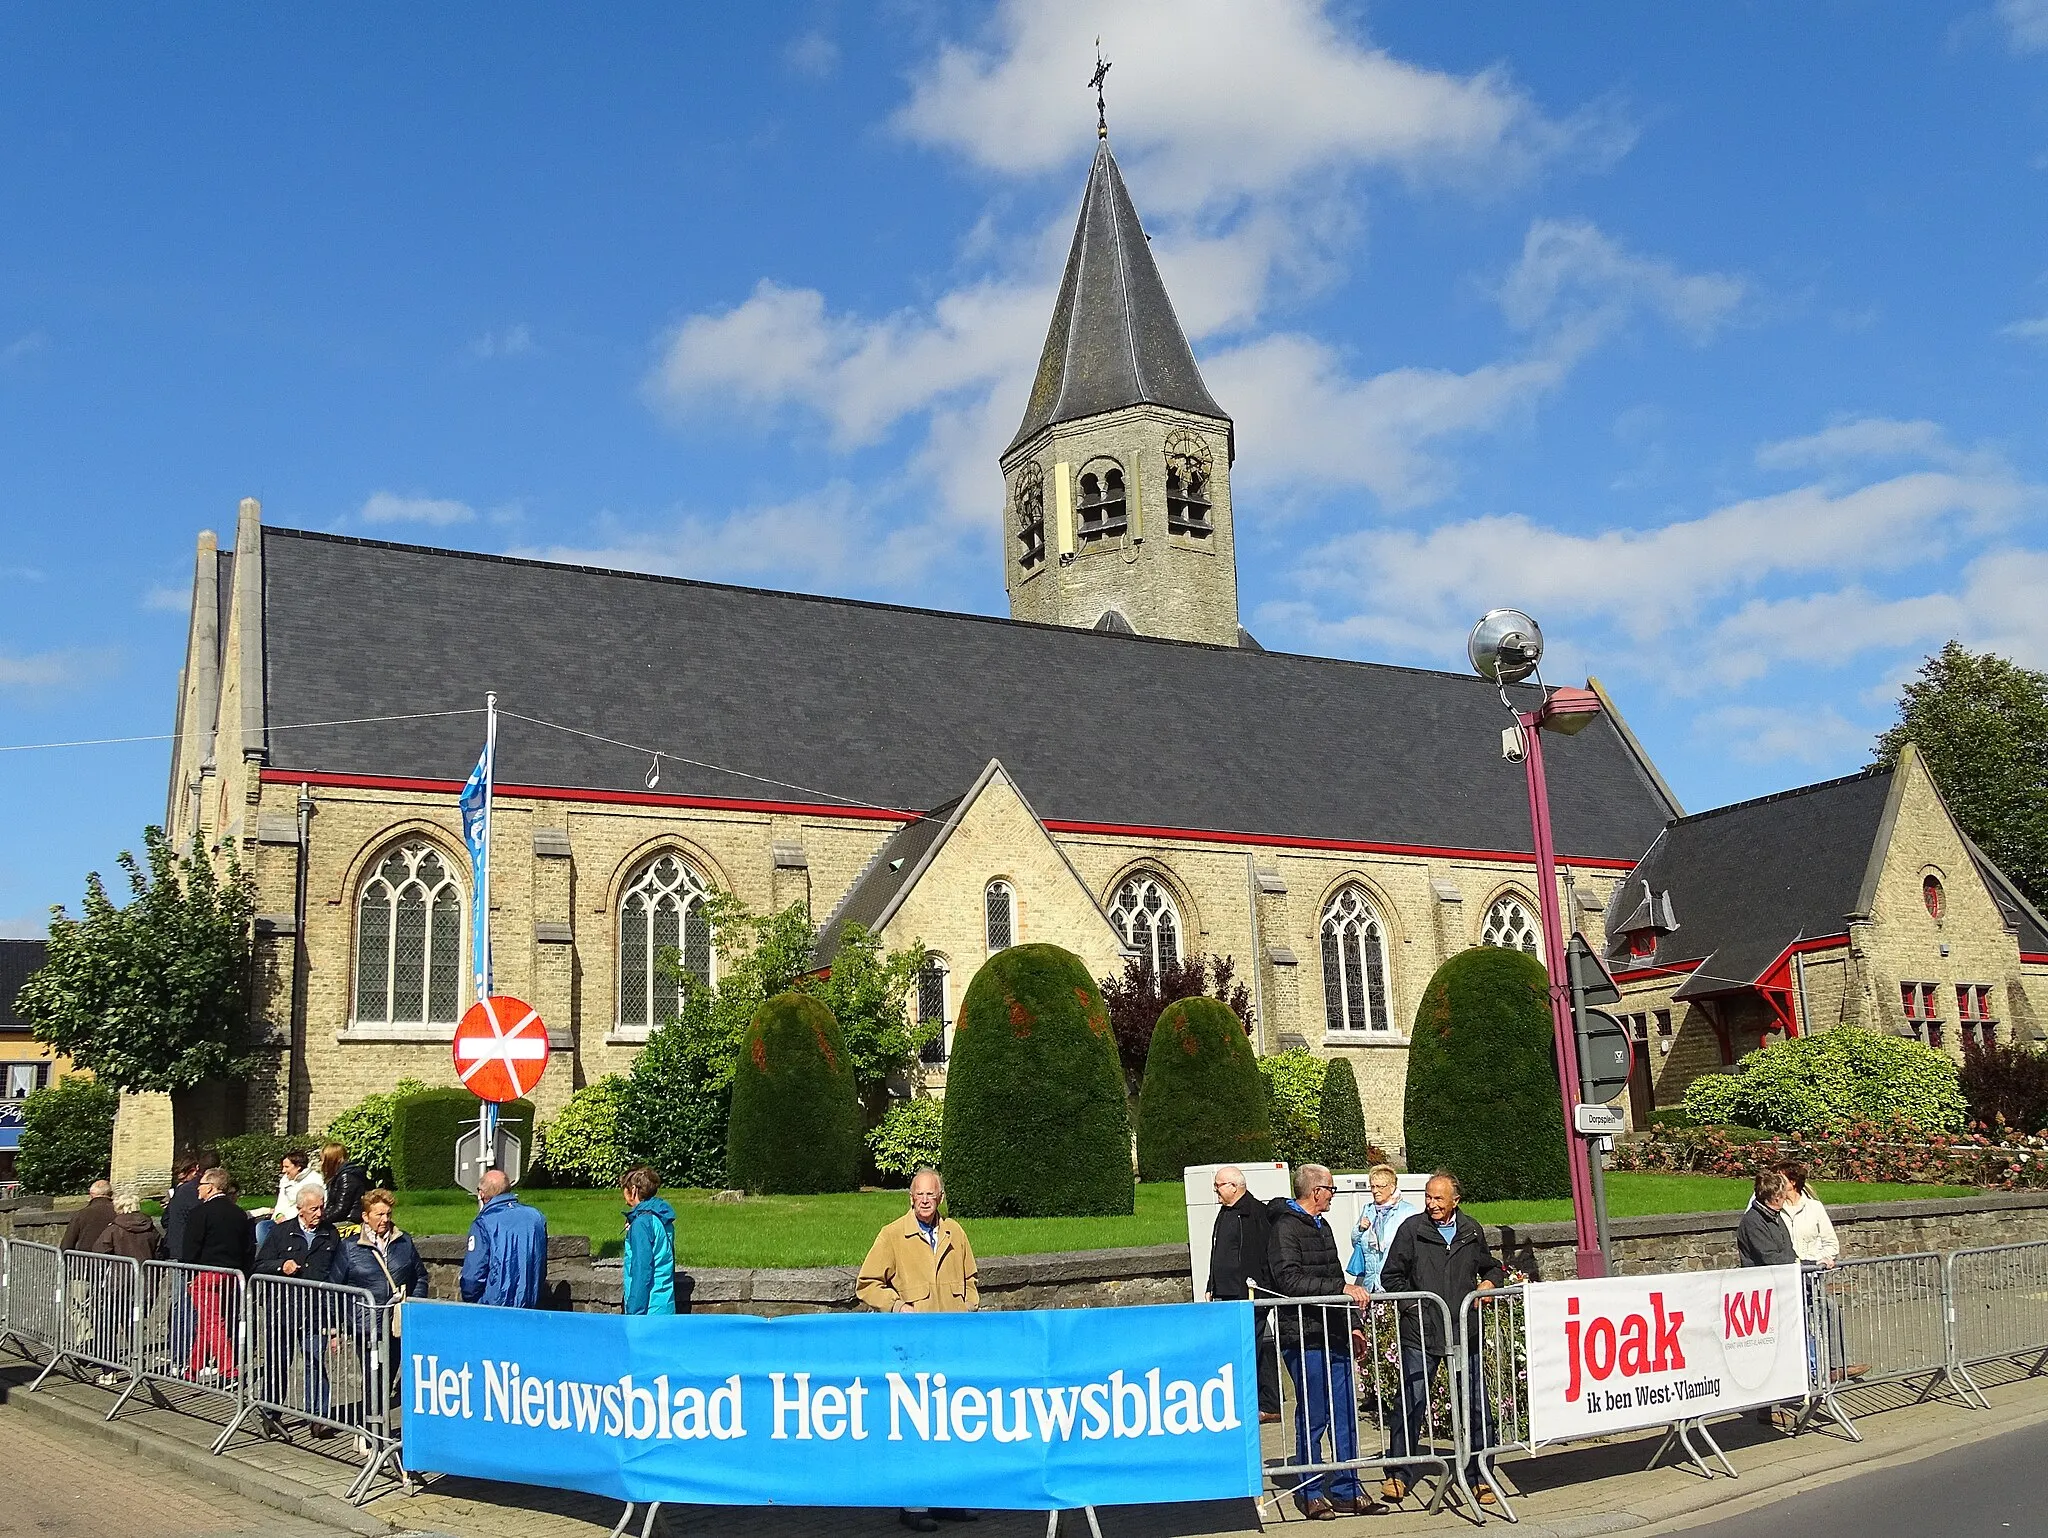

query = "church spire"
[[1004, 123, 1231, 457]]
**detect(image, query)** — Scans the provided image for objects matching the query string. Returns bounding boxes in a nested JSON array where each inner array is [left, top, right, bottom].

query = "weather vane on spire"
[[1090, 39, 1111, 139]]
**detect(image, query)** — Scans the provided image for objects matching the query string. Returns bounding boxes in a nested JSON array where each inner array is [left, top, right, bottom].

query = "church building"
[[147, 127, 2045, 1183]]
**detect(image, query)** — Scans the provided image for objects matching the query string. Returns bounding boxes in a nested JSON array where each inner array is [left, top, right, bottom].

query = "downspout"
[[1245, 852, 1267, 1056], [1793, 951, 1812, 1038], [290, 783, 312, 1134]]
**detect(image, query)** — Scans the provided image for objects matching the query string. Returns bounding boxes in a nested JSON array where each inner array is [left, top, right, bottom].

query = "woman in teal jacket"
[[620, 1165, 677, 1315]]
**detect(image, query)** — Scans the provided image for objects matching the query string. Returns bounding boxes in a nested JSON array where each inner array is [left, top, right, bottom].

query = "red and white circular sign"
[[452, 995, 550, 1103]]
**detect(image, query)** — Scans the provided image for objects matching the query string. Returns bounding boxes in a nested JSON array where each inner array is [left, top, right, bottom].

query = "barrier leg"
[[1689, 1419, 1737, 1478]]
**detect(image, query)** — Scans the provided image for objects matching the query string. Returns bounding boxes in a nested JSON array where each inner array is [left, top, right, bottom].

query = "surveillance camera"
[[1501, 725, 1527, 764]]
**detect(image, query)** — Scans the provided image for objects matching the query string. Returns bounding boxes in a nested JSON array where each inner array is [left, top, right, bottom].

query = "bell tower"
[[1001, 103, 1243, 648]]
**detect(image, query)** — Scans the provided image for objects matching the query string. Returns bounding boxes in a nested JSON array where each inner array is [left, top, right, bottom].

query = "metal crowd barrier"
[[1946, 1241, 2048, 1402], [1800, 1252, 1975, 1439], [1251, 1290, 1461, 1515], [34, 1250, 144, 1405], [109, 1260, 248, 1420], [1, 1239, 63, 1365], [214, 1272, 404, 1503]]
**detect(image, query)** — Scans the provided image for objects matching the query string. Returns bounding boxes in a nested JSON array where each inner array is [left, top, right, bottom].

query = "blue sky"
[[4, 2, 2048, 932]]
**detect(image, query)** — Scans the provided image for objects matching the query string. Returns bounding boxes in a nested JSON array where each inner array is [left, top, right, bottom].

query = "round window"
[[1923, 874, 1944, 923]]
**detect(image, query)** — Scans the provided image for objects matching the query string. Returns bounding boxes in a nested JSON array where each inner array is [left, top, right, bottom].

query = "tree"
[[16, 827, 255, 1091], [621, 893, 932, 1187], [17, 1077, 118, 1195], [941, 943, 1134, 1217], [1100, 952, 1254, 1097], [1316, 1057, 1372, 1171], [1134, 996, 1273, 1181], [726, 992, 863, 1194], [1404, 947, 1568, 1202], [1876, 641, 2048, 906]]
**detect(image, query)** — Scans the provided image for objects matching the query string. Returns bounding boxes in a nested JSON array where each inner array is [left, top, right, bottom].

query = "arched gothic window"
[[1108, 875, 1181, 974], [1165, 429, 1214, 537], [1013, 463, 1046, 571], [354, 840, 464, 1026], [1075, 462, 1127, 541], [1320, 885, 1392, 1034], [917, 956, 951, 1064], [985, 880, 1016, 954], [1480, 895, 1542, 960], [618, 853, 712, 1030]]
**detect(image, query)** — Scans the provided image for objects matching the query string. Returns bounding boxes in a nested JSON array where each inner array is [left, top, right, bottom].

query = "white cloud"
[[469, 324, 536, 359], [360, 491, 477, 526], [2001, 314, 2048, 342], [0, 912, 50, 940], [0, 648, 107, 691], [1496, 219, 1745, 342], [1999, 0, 2048, 53], [1755, 417, 1961, 470], [142, 583, 190, 615], [1, 331, 45, 365], [1693, 704, 1872, 767], [1276, 466, 2040, 673], [892, 0, 1612, 213], [784, 31, 839, 79]]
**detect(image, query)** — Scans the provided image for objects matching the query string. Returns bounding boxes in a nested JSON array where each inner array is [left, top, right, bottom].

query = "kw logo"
[[1723, 1289, 1774, 1340]]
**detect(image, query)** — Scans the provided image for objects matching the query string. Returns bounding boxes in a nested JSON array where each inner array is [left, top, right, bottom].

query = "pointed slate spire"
[[1007, 139, 1230, 455]]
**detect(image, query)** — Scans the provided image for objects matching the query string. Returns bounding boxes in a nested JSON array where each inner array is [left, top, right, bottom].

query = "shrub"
[[1317, 1057, 1371, 1172], [1961, 1040, 2048, 1134], [868, 1097, 947, 1183], [1101, 952, 1255, 1096], [390, 1089, 534, 1190], [1610, 1111, 2031, 1187], [1680, 1026, 1966, 1135], [1258, 1052, 1326, 1167], [16, 1077, 118, 1195], [1135, 996, 1274, 1181], [1404, 947, 1568, 1202], [726, 993, 863, 1195], [321, 1078, 428, 1188], [538, 1076, 635, 1188], [941, 943, 1133, 1217], [216, 1131, 302, 1201]]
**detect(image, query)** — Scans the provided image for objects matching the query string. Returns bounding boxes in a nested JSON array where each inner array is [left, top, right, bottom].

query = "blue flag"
[[459, 743, 491, 993]]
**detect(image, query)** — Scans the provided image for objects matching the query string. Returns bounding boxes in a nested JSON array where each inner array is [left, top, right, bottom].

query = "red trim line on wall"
[[260, 768, 1644, 868], [1611, 958, 1705, 986], [2024, 953, 2048, 966]]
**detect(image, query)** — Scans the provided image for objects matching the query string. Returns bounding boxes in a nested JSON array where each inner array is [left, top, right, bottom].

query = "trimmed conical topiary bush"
[[1316, 1057, 1371, 1172], [1404, 946, 1567, 1201], [1136, 996, 1273, 1181], [726, 991, 863, 1194], [941, 943, 1134, 1217]]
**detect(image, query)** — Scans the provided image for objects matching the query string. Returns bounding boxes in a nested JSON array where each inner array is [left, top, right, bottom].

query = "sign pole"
[[1567, 938, 1615, 1274], [478, 692, 498, 1164]]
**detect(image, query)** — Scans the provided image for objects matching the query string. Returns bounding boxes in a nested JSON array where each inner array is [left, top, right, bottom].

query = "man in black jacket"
[[178, 1168, 254, 1386], [1207, 1166, 1282, 1422], [159, 1149, 211, 1262], [1736, 1168, 1797, 1268], [1266, 1164, 1384, 1519], [1379, 1171, 1506, 1507]]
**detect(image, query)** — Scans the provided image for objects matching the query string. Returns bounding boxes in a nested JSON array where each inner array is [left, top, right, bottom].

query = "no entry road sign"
[[452, 995, 550, 1103]]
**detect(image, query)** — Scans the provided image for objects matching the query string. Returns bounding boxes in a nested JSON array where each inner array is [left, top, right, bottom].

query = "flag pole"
[[479, 691, 498, 1170]]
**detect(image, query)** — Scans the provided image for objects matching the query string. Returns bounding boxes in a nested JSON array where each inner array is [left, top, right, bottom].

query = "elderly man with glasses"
[[1265, 1163, 1384, 1520], [1207, 1166, 1282, 1423]]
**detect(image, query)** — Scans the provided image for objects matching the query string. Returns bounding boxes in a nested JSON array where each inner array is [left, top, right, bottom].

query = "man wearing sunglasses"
[[1266, 1164, 1384, 1520]]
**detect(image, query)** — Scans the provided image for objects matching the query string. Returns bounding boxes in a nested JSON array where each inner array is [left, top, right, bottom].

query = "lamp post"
[[1468, 610, 1608, 1280]]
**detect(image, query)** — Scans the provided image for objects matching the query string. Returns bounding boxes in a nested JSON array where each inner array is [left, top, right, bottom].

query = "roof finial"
[[1089, 39, 1112, 140]]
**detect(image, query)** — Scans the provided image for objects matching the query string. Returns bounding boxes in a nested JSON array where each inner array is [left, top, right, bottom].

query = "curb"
[[3, 1379, 396, 1537]]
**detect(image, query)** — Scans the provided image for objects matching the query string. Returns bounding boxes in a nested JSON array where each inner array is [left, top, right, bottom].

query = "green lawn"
[[374, 1173, 1977, 1268]]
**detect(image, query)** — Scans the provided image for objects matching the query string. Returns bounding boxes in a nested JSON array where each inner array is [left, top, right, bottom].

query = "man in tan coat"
[[858, 1167, 978, 1315], [858, 1168, 978, 1534]]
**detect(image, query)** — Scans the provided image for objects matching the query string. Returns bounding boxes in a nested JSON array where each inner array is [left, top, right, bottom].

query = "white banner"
[[1524, 1265, 1806, 1443]]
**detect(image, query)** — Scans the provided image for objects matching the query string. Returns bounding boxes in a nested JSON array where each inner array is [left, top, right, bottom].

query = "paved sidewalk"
[[7, 1353, 2048, 1537]]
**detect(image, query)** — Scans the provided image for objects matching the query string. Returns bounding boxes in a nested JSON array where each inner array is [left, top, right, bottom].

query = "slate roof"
[[1006, 138, 1229, 455], [812, 797, 963, 966], [255, 527, 1679, 860], [0, 940, 47, 1034], [1607, 769, 1898, 997]]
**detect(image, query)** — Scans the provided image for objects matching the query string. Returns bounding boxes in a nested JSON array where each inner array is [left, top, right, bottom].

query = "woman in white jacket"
[[1780, 1161, 1864, 1382]]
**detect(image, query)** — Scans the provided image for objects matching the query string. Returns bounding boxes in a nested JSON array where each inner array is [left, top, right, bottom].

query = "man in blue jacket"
[[459, 1169, 548, 1308]]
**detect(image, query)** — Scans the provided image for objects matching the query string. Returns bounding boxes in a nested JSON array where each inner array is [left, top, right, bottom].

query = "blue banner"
[[457, 744, 490, 992], [401, 1301, 1260, 1510]]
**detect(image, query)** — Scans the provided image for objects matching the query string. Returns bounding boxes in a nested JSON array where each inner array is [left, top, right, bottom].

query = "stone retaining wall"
[[11, 1189, 2048, 1315]]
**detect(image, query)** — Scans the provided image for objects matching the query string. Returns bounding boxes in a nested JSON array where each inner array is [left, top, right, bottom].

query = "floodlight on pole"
[[1467, 609, 1609, 1279]]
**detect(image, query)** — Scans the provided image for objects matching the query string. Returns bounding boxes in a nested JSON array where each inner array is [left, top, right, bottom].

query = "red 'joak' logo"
[[1563, 1293, 1685, 1403]]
